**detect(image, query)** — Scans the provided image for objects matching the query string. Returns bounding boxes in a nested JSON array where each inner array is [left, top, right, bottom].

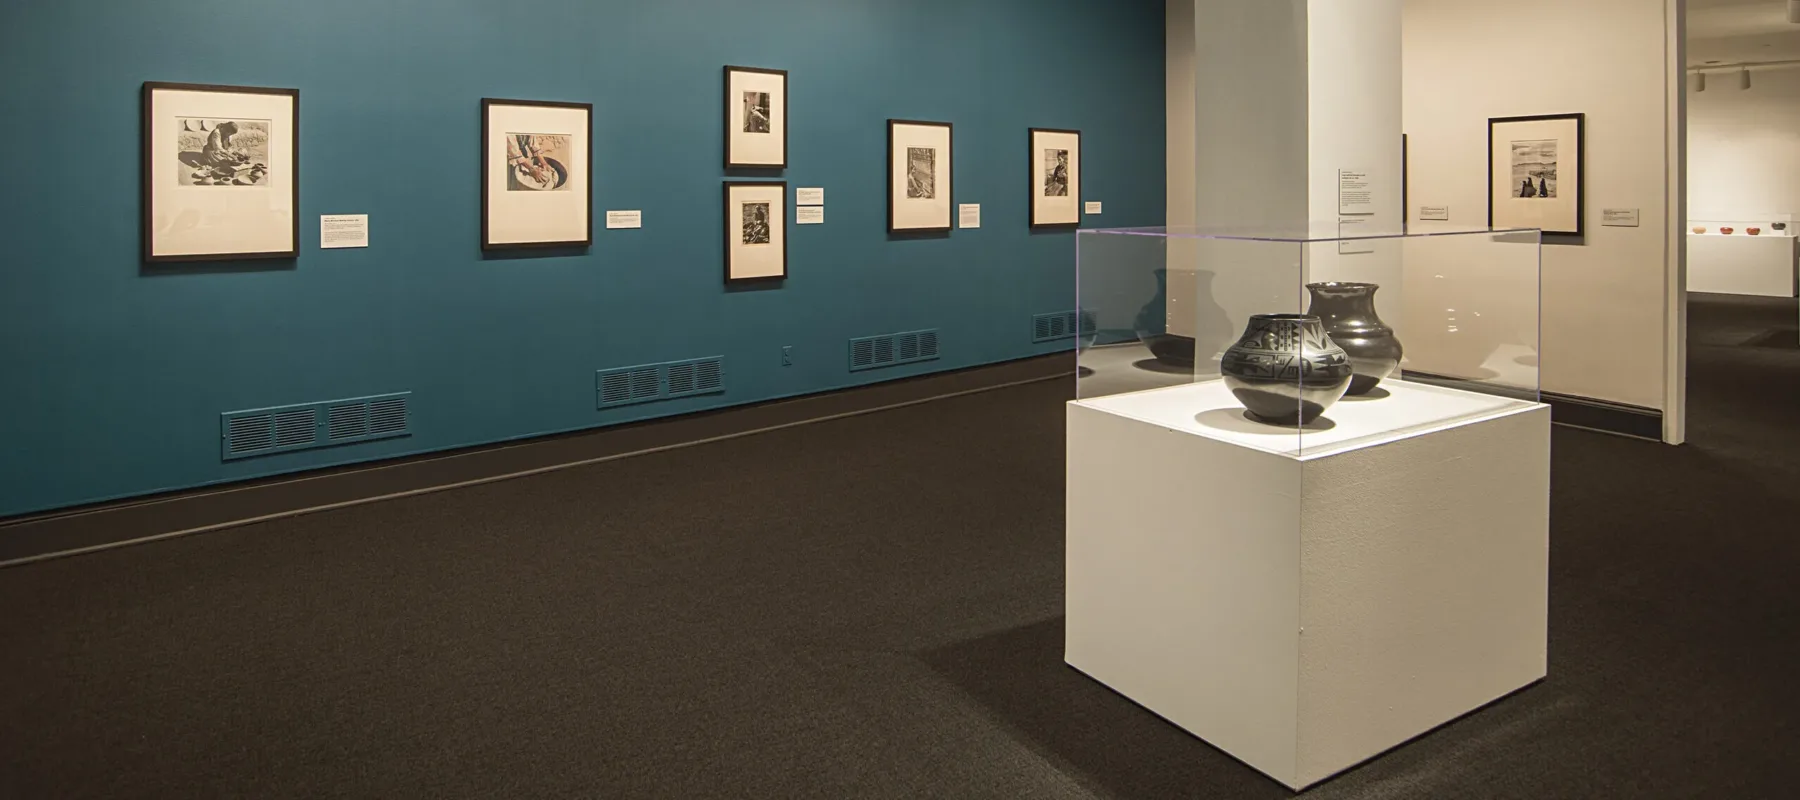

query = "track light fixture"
[[1696, 71, 1706, 92], [1741, 67, 1752, 90]]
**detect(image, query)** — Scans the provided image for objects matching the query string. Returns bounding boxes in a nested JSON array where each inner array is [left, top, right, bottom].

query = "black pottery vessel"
[[1220, 314, 1354, 425], [1305, 282, 1403, 395]]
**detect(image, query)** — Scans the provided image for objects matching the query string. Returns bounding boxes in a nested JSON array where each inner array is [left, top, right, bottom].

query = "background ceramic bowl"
[[1749, 228, 1762, 236], [1693, 226, 1707, 234], [1721, 227, 1735, 235]]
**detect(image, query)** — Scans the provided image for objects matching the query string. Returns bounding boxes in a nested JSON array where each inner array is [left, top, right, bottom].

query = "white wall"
[[1688, 66, 1800, 222], [1403, 0, 1675, 410]]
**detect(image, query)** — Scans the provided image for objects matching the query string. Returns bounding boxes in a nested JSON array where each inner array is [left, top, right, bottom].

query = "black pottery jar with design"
[[1219, 314, 1354, 425]]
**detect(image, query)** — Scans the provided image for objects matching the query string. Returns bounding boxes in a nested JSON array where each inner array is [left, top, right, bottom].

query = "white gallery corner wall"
[[1167, 0, 1687, 442]]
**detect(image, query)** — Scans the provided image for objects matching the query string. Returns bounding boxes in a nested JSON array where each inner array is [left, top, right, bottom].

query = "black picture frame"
[[723, 180, 788, 284], [142, 81, 300, 263], [1028, 127, 1082, 229], [723, 66, 788, 170], [1487, 112, 1585, 237], [481, 97, 594, 251], [887, 119, 954, 233]]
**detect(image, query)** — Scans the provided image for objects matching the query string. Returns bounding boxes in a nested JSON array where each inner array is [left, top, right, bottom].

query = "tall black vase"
[[1305, 282, 1403, 396], [1219, 314, 1354, 425]]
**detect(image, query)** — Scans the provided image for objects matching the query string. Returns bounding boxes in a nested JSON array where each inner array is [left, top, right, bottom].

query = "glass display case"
[[1074, 223, 1543, 456], [1065, 224, 1551, 789], [1688, 213, 1794, 237]]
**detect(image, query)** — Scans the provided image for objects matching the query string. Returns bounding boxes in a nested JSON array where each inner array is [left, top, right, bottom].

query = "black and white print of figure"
[[906, 147, 936, 199], [1044, 148, 1070, 197], [743, 91, 771, 134], [176, 118, 271, 186], [1509, 139, 1557, 199], [742, 202, 772, 245]]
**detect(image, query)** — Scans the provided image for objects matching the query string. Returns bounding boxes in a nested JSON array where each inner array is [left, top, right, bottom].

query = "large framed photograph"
[[887, 119, 952, 233], [1488, 113, 1584, 236], [724, 181, 787, 283], [724, 66, 787, 169], [482, 98, 592, 250], [1029, 128, 1081, 228], [142, 82, 298, 262]]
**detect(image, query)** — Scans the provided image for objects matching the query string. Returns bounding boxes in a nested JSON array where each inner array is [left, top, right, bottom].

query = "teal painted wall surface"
[[0, 0, 1165, 517]]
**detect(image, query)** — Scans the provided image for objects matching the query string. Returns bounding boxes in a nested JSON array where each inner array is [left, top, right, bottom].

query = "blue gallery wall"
[[0, 0, 1166, 517]]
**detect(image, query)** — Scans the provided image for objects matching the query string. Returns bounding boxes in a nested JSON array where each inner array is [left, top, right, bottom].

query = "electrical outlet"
[[781, 346, 792, 366]]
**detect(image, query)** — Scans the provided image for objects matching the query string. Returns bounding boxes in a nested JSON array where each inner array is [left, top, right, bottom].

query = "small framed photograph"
[[482, 98, 592, 250], [1487, 113, 1584, 236], [724, 181, 787, 283], [1029, 128, 1081, 228], [887, 119, 952, 233], [142, 82, 298, 262], [724, 66, 787, 169]]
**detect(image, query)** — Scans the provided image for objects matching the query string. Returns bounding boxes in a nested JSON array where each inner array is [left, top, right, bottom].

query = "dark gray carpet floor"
[[3, 292, 1799, 798]]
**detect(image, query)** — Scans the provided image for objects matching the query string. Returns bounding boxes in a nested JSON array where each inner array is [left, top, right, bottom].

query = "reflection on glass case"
[[1075, 223, 1543, 456]]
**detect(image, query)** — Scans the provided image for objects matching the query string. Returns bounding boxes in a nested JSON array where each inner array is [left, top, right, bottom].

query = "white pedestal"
[[1686, 233, 1798, 297], [1065, 379, 1550, 790]]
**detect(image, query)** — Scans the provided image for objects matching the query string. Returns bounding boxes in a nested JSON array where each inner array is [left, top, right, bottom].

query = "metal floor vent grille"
[[597, 357, 726, 409], [221, 392, 412, 461], [849, 329, 940, 372], [1032, 310, 1097, 343]]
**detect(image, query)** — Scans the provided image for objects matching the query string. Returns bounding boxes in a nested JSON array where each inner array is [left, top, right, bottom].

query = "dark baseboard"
[[1400, 370, 1664, 441], [1539, 391, 1664, 441], [0, 354, 1072, 565]]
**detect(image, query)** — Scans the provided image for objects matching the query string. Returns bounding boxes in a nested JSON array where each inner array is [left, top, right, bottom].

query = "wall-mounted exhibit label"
[[1419, 206, 1450, 221], [796, 188, 824, 206], [959, 204, 981, 228], [1338, 169, 1374, 215], [320, 215, 368, 249], [1602, 208, 1640, 227], [1084, 201, 1102, 215], [796, 206, 824, 225], [1337, 217, 1374, 255], [605, 210, 643, 229]]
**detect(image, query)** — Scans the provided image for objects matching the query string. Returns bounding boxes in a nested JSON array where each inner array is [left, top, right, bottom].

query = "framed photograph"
[[1029, 128, 1081, 228], [482, 98, 592, 250], [724, 66, 787, 169], [142, 82, 298, 262], [887, 119, 952, 233], [724, 181, 787, 283], [1488, 113, 1584, 236]]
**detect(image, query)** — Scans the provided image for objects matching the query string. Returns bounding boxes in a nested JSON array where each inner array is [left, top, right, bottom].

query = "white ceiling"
[[1689, 0, 1791, 39], [1689, 0, 1800, 64]]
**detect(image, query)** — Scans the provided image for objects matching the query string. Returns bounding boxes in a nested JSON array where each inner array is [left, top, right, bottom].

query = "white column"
[[1169, 0, 1404, 332]]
